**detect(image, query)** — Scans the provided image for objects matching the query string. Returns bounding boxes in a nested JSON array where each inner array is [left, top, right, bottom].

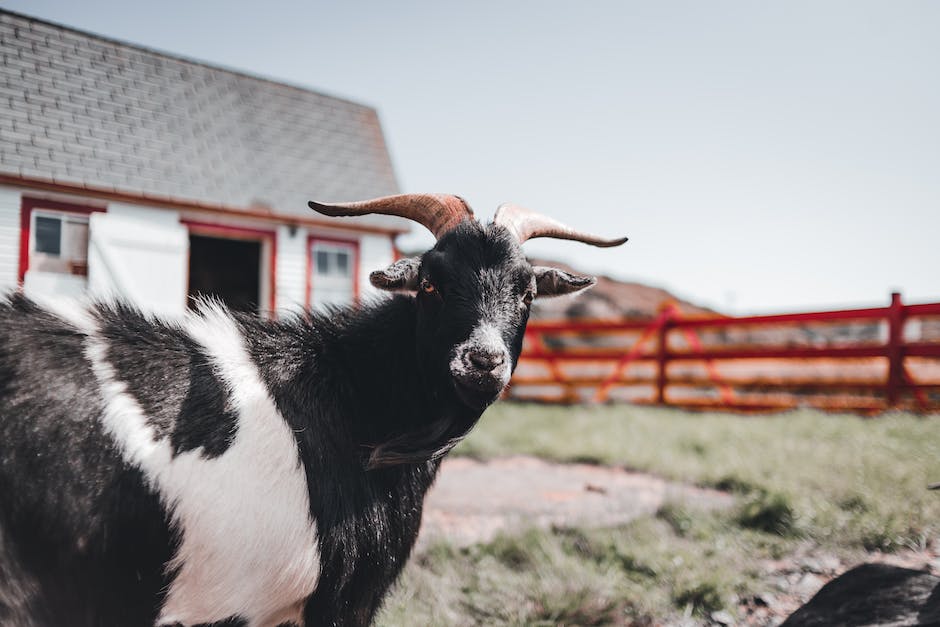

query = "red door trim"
[[18, 197, 106, 286], [182, 220, 278, 315]]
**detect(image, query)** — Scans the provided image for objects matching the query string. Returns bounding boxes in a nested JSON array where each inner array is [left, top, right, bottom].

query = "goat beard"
[[364, 412, 479, 471]]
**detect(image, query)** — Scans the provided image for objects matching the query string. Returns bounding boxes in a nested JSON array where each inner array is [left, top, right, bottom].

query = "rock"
[[799, 555, 839, 575], [818, 555, 840, 574], [782, 563, 940, 626], [795, 573, 823, 596], [751, 592, 775, 607], [710, 609, 735, 625], [773, 576, 791, 592], [799, 558, 823, 574]]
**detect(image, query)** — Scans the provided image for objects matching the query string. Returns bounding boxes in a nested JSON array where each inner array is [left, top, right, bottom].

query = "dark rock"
[[782, 563, 940, 626]]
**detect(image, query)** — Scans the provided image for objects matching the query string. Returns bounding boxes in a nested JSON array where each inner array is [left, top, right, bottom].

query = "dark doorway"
[[188, 234, 261, 314]]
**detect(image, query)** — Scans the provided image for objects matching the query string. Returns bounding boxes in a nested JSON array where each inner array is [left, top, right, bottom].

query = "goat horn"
[[493, 203, 628, 247], [308, 194, 474, 240]]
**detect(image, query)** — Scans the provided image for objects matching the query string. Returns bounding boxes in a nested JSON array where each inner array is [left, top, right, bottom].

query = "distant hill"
[[529, 257, 714, 321]]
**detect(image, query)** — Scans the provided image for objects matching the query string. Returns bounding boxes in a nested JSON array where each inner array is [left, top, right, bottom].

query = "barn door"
[[87, 208, 189, 316]]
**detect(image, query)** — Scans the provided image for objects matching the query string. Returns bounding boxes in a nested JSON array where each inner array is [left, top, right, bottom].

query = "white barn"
[[0, 9, 408, 316]]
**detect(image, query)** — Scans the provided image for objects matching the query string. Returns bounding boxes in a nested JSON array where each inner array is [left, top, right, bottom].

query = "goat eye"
[[420, 279, 437, 295], [522, 291, 534, 306]]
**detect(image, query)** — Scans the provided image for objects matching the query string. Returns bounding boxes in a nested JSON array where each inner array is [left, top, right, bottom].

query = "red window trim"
[[18, 197, 106, 286], [181, 220, 278, 315], [306, 235, 360, 308]]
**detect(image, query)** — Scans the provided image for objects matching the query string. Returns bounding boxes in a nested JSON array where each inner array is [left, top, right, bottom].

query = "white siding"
[[0, 186, 21, 291], [358, 233, 395, 302], [275, 224, 307, 313]]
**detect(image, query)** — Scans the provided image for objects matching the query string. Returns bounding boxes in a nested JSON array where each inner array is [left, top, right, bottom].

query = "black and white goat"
[[0, 195, 626, 626]]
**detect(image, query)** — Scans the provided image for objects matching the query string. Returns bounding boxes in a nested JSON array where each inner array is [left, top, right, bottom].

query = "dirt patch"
[[418, 455, 733, 548], [417, 455, 938, 625]]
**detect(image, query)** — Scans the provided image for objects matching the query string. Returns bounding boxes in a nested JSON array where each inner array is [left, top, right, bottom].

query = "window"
[[316, 248, 350, 276], [29, 210, 90, 276], [309, 239, 357, 310]]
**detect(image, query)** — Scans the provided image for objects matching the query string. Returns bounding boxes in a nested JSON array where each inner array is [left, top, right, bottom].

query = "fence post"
[[886, 291, 904, 407], [655, 307, 673, 405]]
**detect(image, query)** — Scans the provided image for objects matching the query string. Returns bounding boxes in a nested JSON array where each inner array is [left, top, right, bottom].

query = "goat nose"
[[467, 347, 505, 371]]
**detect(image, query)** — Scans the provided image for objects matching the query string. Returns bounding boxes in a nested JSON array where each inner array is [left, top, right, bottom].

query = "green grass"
[[375, 405, 940, 625], [379, 516, 772, 625], [378, 503, 805, 625], [455, 404, 940, 551]]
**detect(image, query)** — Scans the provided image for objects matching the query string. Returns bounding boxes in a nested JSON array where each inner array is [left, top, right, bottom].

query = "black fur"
[[96, 303, 238, 459], [0, 294, 174, 626], [241, 223, 538, 625], [0, 221, 577, 626], [240, 298, 446, 626]]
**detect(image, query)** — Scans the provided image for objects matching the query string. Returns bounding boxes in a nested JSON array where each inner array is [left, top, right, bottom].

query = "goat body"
[[0, 205, 624, 626], [0, 294, 446, 626]]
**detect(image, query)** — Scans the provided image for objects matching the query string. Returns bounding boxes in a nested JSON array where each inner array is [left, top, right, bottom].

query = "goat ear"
[[533, 266, 596, 298], [370, 258, 421, 291]]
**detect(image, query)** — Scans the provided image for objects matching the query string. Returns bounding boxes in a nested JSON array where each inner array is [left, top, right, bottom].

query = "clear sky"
[[5, 0, 939, 313]]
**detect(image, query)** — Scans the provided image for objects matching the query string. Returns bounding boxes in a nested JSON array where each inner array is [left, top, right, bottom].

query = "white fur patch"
[[31, 293, 98, 334], [73, 301, 320, 627], [450, 323, 512, 387]]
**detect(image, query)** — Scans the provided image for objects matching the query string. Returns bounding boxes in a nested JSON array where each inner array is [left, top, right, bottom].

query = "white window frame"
[[29, 209, 91, 277], [308, 238, 358, 310]]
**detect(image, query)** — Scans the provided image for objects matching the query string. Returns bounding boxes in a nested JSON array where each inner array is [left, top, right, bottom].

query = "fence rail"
[[508, 292, 940, 413]]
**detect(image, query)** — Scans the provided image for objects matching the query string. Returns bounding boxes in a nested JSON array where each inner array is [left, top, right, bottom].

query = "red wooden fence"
[[509, 292, 940, 413]]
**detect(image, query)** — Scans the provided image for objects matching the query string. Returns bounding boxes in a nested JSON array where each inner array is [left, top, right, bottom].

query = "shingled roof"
[[0, 9, 405, 230]]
